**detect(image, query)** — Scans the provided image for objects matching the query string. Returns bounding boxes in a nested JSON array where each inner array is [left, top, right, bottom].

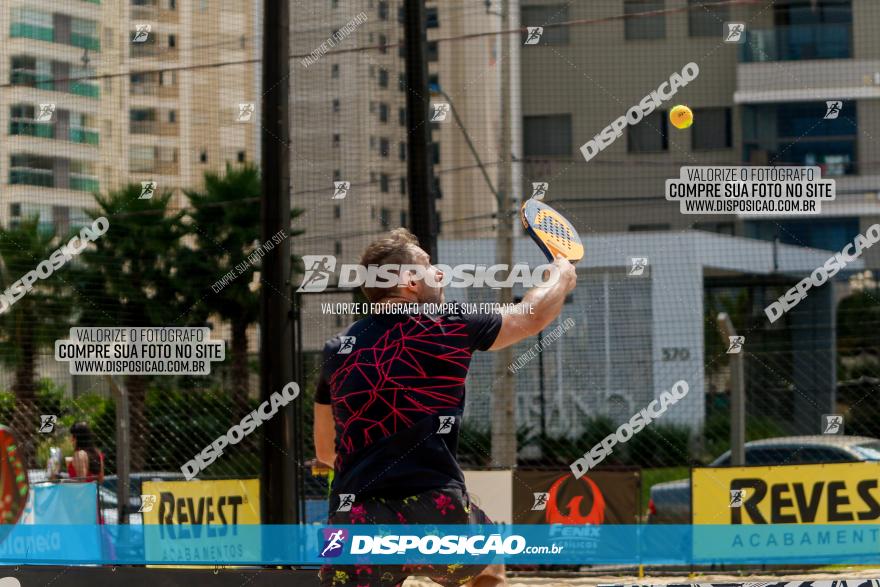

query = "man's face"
[[406, 247, 444, 304]]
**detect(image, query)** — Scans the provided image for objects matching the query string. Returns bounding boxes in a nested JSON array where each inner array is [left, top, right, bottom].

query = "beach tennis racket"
[[521, 199, 584, 263]]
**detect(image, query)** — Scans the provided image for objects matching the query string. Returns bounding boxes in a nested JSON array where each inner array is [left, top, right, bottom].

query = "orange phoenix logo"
[[545, 475, 606, 525]]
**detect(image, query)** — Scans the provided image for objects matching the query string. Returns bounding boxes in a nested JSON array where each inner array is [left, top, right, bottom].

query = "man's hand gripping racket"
[[521, 199, 581, 293]]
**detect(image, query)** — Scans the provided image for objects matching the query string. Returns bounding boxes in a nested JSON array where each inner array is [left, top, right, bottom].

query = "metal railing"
[[740, 23, 851, 63]]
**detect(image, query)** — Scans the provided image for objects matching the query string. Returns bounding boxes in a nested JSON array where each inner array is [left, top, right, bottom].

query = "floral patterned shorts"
[[318, 487, 494, 587]]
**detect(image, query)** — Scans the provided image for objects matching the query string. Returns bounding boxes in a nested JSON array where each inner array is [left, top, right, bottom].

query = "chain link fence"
[[0, 0, 878, 542]]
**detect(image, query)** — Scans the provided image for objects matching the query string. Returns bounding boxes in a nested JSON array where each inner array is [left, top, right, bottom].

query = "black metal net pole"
[[260, 0, 298, 524]]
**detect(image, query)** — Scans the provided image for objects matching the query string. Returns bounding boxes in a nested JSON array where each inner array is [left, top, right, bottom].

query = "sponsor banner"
[[142, 479, 260, 565], [512, 469, 639, 524], [5, 525, 880, 565], [693, 462, 880, 525], [2, 483, 100, 563], [693, 463, 880, 561], [21, 482, 97, 524]]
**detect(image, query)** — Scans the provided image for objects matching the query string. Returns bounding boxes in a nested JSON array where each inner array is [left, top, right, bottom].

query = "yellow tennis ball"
[[670, 105, 693, 129]]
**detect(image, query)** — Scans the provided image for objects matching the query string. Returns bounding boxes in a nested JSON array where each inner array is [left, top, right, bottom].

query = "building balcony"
[[129, 120, 178, 136], [130, 44, 178, 60], [129, 160, 179, 175], [130, 83, 179, 99], [10, 119, 99, 146], [9, 168, 99, 193], [10, 71, 99, 99], [740, 24, 851, 63], [10, 24, 100, 52]]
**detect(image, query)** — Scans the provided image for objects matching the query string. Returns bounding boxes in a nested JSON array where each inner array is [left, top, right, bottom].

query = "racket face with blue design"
[[520, 199, 584, 263]]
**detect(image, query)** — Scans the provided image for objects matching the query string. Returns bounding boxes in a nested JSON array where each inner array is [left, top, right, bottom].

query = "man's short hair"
[[359, 228, 423, 302]]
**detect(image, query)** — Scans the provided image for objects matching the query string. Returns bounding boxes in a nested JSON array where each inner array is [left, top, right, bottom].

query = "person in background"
[[67, 422, 104, 483]]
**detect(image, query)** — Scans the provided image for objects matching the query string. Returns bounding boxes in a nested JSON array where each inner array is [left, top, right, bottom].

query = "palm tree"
[[180, 163, 302, 416], [72, 185, 196, 470], [0, 216, 76, 465]]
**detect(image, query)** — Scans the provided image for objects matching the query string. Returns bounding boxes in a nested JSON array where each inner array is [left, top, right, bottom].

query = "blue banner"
[[3, 524, 880, 566]]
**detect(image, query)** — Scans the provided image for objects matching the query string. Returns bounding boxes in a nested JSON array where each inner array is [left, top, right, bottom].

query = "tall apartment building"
[[519, 0, 880, 267], [0, 0, 259, 233], [291, 1, 505, 350]]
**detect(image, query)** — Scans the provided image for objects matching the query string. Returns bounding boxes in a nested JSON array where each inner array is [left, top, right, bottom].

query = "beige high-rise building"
[[291, 1, 505, 350], [0, 0, 259, 232]]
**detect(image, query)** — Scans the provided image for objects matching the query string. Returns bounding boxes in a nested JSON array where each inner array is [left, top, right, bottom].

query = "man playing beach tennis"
[[314, 228, 576, 587]]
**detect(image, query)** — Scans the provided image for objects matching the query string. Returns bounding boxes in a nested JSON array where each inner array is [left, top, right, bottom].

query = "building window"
[[399, 107, 406, 126], [168, 110, 176, 123], [331, 64, 340, 78], [333, 133, 341, 147], [692, 107, 732, 150], [333, 98, 340, 113], [380, 207, 390, 228], [627, 110, 668, 152], [688, 0, 729, 37], [331, 0, 338, 7], [520, 5, 569, 45], [427, 41, 439, 62], [237, 151, 246, 162], [428, 74, 439, 92], [398, 73, 406, 92], [400, 210, 408, 226], [378, 68, 389, 88], [334, 205, 341, 219], [693, 221, 734, 235], [380, 138, 390, 157], [334, 241, 342, 255], [379, 102, 388, 122], [399, 142, 406, 161], [523, 114, 572, 157], [400, 177, 406, 194], [378, 33, 387, 54], [380, 173, 390, 192], [624, 0, 666, 40], [334, 169, 341, 181], [743, 101, 857, 175], [432, 142, 440, 164], [378, 0, 388, 20], [168, 34, 176, 48], [426, 6, 439, 28], [199, 149, 207, 163]]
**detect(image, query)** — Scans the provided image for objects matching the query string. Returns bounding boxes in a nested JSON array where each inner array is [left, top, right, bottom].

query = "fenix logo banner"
[[297, 255, 560, 292]]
